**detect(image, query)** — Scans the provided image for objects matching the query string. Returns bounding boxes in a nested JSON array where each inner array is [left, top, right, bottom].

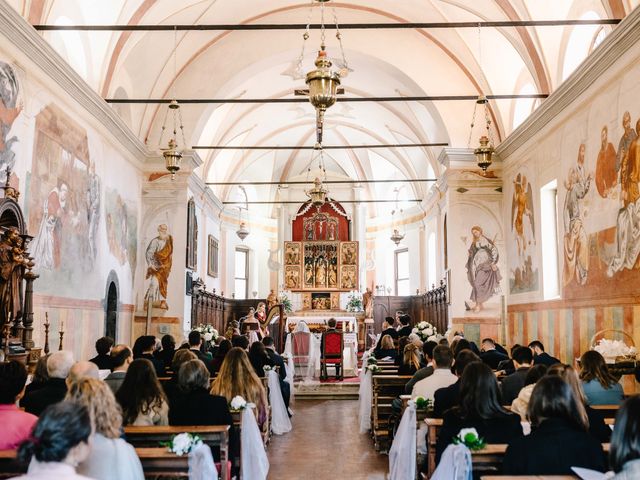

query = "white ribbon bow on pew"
[[267, 370, 292, 435], [188, 442, 218, 480], [388, 401, 417, 480], [431, 444, 472, 480], [241, 405, 270, 480], [358, 351, 373, 434]]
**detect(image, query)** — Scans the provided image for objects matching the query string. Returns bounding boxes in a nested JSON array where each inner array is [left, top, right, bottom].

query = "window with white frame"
[[540, 180, 559, 299], [395, 248, 410, 296], [234, 248, 249, 299]]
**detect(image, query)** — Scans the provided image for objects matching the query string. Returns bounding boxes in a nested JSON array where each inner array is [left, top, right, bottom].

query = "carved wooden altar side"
[[0, 169, 40, 365]]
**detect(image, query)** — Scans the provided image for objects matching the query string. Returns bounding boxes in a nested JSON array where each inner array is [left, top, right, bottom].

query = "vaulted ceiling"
[[9, 0, 637, 216]]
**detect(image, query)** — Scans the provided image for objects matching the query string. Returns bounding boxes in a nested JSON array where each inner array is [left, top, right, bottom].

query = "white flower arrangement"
[[593, 338, 637, 362], [230, 395, 248, 411], [164, 433, 203, 456], [452, 427, 486, 450], [263, 365, 273, 372], [412, 321, 437, 342], [194, 324, 219, 342]]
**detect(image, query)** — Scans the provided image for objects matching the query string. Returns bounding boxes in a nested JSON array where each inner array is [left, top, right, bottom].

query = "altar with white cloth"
[[282, 316, 358, 378]]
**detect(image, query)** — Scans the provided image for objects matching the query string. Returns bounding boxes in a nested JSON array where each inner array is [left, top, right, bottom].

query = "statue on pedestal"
[[363, 287, 373, 319], [0, 226, 25, 328], [266, 289, 278, 311]]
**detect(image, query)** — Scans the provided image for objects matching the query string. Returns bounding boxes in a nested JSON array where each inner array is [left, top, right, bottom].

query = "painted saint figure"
[[617, 111, 637, 174], [595, 125, 618, 198], [0, 62, 22, 181], [465, 226, 501, 312], [563, 144, 592, 286], [144, 224, 173, 309], [511, 173, 535, 262], [86, 163, 100, 260], [32, 182, 69, 270]]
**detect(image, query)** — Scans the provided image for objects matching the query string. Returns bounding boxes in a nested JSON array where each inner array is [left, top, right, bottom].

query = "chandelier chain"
[[320, 0, 326, 47], [294, 0, 314, 78]]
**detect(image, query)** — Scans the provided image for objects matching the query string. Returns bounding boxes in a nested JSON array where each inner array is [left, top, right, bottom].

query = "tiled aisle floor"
[[267, 399, 388, 479]]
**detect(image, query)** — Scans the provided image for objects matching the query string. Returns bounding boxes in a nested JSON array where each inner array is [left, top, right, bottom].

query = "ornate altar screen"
[[285, 201, 358, 307]]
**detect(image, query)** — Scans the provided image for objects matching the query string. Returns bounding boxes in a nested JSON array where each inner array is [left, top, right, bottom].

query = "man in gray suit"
[[104, 345, 132, 394]]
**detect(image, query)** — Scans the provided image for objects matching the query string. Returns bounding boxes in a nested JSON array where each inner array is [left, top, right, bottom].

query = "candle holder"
[[43, 312, 50, 354], [58, 328, 64, 351]]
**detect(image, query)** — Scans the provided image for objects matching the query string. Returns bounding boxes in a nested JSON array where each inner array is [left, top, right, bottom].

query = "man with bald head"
[[21, 350, 74, 415], [104, 344, 132, 394], [66, 361, 99, 387]]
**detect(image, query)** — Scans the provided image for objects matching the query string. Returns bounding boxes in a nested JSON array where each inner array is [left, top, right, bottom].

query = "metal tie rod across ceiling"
[[33, 19, 621, 31], [222, 199, 424, 205], [106, 94, 548, 104], [193, 142, 448, 150], [208, 179, 437, 186]]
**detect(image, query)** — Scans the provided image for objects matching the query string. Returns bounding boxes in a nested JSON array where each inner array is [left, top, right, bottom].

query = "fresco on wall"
[[144, 224, 173, 309], [29, 105, 101, 292], [0, 61, 22, 182], [105, 188, 137, 274], [465, 225, 502, 313], [562, 109, 640, 300], [509, 169, 539, 294]]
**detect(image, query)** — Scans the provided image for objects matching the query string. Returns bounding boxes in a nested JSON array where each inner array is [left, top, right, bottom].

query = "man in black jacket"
[[89, 336, 114, 371], [528, 340, 560, 366], [433, 349, 480, 417], [188, 331, 215, 375], [375, 317, 399, 352], [21, 350, 74, 416], [263, 336, 291, 410], [500, 346, 532, 404], [396, 314, 413, 338], [480, 338, 509, 370]]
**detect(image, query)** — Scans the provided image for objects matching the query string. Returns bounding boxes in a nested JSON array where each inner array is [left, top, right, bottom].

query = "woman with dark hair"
[[131, 335, 164, 376], [510, 364, 548, 420], [248, 341, 274, 378], [546, 364, 611, 442], [211, 339, 231, 374], [397, 343, 421, 376], [154, 334, 176, 374], [14, 402, 93, 480], [579, 350, 624, 405], [609, 395, 640, 478], [374, 334, 398, 361], [503, 376, 606, 475], [162, 349, 197, 405], [435, 362, 522, 462], [0, 361, 37, 449], [116, 358, 169, 426], [24, 353, 51, 396]]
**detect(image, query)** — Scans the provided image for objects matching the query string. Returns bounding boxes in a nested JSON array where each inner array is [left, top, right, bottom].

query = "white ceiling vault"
[[8, 0, 638, 217]]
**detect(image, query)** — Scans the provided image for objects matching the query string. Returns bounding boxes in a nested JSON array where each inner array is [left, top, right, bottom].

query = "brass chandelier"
[[305, 176, 329, 210]]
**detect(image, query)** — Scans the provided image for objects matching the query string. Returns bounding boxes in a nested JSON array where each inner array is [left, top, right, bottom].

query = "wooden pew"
[[425, 417, 443, 477], [136, 447, 190, 477], [124, 425, 230, 480], [371, 374, 412, 451], [591, 404, 619, 418], [0, 450, 25, 479]]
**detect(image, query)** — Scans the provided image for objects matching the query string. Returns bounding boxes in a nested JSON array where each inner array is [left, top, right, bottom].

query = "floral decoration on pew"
[[194, 324, 219, 342], [263, 365, 273, 372], [452, 428, 486, 451], [365, 356, 381, 373], [229, 395, 248, 412], [414, 396, 432, 411], [162, 433, 203, 456], [412, 321, 438, 342]]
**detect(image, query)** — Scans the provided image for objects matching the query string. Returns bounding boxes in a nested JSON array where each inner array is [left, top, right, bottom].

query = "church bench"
[[135, 447, 190, 477], [124, 425, 230, 480], [371, 375, 412, 451], [0, 450, 25, 478], [590, 404, 619, 418]]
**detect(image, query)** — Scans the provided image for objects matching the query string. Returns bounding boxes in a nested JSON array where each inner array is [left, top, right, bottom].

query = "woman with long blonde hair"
[[398, 343, 421, 375], [65, 377, 144, 480], [210, 347, 267, 426]]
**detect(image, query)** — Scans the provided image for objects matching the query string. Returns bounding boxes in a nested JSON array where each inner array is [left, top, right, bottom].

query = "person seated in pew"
[[0, 361, 37, 450], [393, 337, 410, 366], [24, 354, 51, 396], [452, 338, 480, 358], [528, 340, 560, 366], [188, 331, 215, 375], [154, 334, 176, 375], [404, 341, 437, 394], [433, 349, 480, 417], [169, 359, 232, 428], [374, 317, 398, 352], [435, 362, 523, 463], [161, 349, 197, 405], [496, 343, 522, 376], [374, 334, 398, 361], [211, 339, 232, 375], [479, 338, 509, 370], [398, 343, 422, 376], [65, 378, 144, 480], [510, 364, 548, 420], [231, 334, 250, 351], [609, 395, 640, 479], [116, 359, 169, 426], [210, 347, 268, 429], [132, 335, 164, 377], [13, 402, 93, 480], [546, 363, 611, 442], [21, 350, 74, 416], [248, 341, 275, 378], [104, 345, 133, 395], [579, 350, 624, 406], [263, 336, 291, 411], [89, 336, 114, 371], [500, 346, 533, 405], [411, 345, 456, 402], [396, 314, 413, 338], [503, 375, 607, 475]]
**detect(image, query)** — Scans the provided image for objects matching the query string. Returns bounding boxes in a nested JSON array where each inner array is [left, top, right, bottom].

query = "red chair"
[[291, 332, 311, 379], [321, 331, 344, 380]]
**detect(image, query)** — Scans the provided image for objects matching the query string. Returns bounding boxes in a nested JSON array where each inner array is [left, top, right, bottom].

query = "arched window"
[[562, 11, 601, 81]]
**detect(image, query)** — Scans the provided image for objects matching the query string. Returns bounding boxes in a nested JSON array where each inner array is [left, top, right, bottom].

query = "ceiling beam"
[[208, 178, 437, 186], [106, 94, 548, 104], [222, 199, 423, 204], [193, 142, 448, 150], [33, 19, 621, 31]]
